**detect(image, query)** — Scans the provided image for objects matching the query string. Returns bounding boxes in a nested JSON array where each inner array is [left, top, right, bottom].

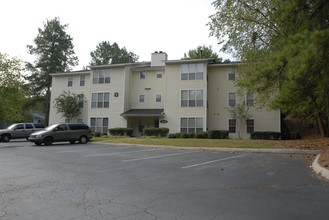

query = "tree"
[[53, 91, 84, 121], [90, 41, 139, 65], [227, 102, 252, 139], [209, 0, 329, 136], [183, 45, 223, 62], [26, 17, 78, 125], [0, 53, 29, 122]]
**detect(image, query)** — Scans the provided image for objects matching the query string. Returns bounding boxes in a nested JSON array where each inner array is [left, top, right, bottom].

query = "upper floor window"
[[156, 94, 161, 102], [78, 94, 84, 108], [91, 92, 109, 108], [181, 89, 203, 107], [80, 75, 85, 86], [68, 76, 73, 87], [139, 94, 145, 103], [181, 63, 204, 80], [246, 93, 254, 106], [93, 69, 111, 84], [140, 71, 146, 79], [228, 67, 236, 80], [228, 92, 236, 107], [156, 72, 163, 78]]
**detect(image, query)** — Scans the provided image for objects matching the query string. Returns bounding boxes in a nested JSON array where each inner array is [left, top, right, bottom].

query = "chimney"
[[151, 51, 167, 67]]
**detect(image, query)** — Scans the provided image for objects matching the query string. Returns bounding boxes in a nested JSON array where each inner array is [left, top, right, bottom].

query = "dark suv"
[[0, 123, 45, 142], [29, 123, 93, 146]]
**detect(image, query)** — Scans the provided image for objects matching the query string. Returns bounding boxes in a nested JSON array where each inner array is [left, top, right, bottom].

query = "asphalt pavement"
[[0, 140, 328, 220]]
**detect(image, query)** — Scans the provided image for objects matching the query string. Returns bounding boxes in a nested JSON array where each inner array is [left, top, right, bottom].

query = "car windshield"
[[45, 124, 59, 131], [7, 124, 18, 129]]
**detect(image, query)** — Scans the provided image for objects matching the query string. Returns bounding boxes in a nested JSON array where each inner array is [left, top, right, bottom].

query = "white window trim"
[[228, 118, 236, 133], [246, 93, 255, 106], [180, 89, 204, 107], [155, 94, 162, 102], [180, 116, 204, 133], [68, 76, 73, 87], [156, 71, 163, 78], [228, 92, 236, 107], [139, 94, 145, 103], [139, 71, 146, 79], [91, 92, 110, 108], [180, 63, 204, 81]]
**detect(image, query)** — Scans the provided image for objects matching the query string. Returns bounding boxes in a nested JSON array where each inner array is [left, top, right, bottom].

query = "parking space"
[[1, 141, 329, 219]]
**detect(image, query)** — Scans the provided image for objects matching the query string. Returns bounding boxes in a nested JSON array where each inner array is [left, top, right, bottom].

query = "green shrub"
[[250, 131, 281, 140], [94, 132, 101, 137], [108, 128, 133, 137], [207, 130, 229, 139], [143, 128, 169, 137], [181, 133, 190, 138], [195, 132, 208, 139], [290, 131, 301, 140], [168, 133, 177, 138], [189, 133, 196, 138], [176, 133, 181, 138]]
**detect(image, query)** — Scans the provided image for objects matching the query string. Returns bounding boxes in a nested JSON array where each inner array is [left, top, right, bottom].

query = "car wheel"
[[79, 136, 88, 144], [44, 137, 53, 146], [1, 134, 11, 142], [69, 141, 75, 144]]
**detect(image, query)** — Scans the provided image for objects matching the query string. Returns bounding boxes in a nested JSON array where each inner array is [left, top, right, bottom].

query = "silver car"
[[0, 123, 45, 142], [29, 123, 93, 146]]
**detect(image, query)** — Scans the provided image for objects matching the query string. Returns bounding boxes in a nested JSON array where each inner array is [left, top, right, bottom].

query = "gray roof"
[[121, 109, 165, 117]]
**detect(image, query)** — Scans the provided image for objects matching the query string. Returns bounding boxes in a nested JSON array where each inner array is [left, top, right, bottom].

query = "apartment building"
[[49, 52, 280, 139]]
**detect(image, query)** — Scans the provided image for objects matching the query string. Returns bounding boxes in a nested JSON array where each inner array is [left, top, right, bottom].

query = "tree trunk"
[[317, 115, 327, 137]]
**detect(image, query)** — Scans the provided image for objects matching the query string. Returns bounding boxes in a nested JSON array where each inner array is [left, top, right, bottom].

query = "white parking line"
[[56, 146, 130, 153], [123, 151, 199, 162], [86, 148, 160, 157], [182, 153, 250, 169]]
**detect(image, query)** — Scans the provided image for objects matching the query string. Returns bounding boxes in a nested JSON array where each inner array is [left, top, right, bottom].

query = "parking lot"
[[0, 140, 328, 220]]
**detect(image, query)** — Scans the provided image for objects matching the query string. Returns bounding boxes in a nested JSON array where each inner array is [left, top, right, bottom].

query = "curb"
[[94, 142, 321, 155], [312, 154, 329, 180]]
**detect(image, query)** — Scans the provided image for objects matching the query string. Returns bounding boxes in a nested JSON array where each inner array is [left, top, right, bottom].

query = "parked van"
[[0, 123, 45, 142], [29, 123, 93, 146]]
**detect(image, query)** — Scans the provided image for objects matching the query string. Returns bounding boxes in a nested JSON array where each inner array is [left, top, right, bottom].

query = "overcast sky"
[[1, 0, 230, 71]]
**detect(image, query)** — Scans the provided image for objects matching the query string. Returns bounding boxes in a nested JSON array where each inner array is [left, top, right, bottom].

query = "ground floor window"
[[247, 119, 254, 133], [229, 119, 236, 133], [90, 117, 109, 134], [154, 119, 159, 128], [180, 117, 203, 133]]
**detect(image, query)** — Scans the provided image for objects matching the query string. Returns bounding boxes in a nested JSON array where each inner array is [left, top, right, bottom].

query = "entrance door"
[[138, 119, 144, 137]]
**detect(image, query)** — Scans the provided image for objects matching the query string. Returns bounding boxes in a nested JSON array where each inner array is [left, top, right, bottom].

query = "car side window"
[[57, 124, 68, 131], [15, 124, 24, 130], [25, 124, 33, 129]]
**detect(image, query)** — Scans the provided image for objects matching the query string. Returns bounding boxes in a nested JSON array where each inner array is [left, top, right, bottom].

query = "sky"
[[1, 0, 230, 71]]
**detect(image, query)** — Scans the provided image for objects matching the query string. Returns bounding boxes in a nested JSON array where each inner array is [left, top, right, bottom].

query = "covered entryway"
[[121, 109, 165, 137]]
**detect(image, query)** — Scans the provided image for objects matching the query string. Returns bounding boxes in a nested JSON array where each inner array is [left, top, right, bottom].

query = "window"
[[140, 71, 146, 79], [80, 75, 85, 86], [90, 117, 108, 134], [247, 119, 254, 133], [139, 94, 145, 103], [228, 68, 236, 80], [181, 89, 203, 107], [181, 63, 204, 80], [246, 93, 254, 106], [25, 124, 33, 129], [156, 94, 161, 102], [156, 72, 163, 78], [93, 69, 111, 84], [180, 117, 203, 133], [154, 119, 159, 128], [78, 94, 84, 108], [229, 119, 236, 133], [228, 92, 236, 107], [68, 76, 73, 87], [91, 92, 110, 108], [15, 124, 24, 129]]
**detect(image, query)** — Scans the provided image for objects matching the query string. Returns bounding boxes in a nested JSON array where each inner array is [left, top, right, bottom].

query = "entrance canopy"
[[121, 109, 165, 117]]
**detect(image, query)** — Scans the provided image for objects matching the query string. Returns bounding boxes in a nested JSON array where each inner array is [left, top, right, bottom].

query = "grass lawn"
[[92, 136, 275, 149]]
